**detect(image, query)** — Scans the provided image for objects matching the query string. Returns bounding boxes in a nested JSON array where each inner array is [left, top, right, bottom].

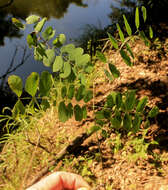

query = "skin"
[[26, 171, 90, 190]]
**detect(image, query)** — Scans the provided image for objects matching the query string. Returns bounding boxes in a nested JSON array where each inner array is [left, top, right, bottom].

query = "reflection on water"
[[0, 0, 118, 82], [2, 0, 87, 19]]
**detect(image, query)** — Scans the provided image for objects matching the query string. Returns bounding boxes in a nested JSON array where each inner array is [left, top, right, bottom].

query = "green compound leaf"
[[141, 6, 147, 23], [96, 51, 107, 63], [120, 49, 133, 66], [34, 17, 47, 33], [136, 96, 148, 113], [34, 47, 43, 61], [67, 84, 75, 100], [42, 26, 55, 41], [26, 15, 40, 24], [39, 71, 52, 96], [132, 113, 142, 133], [53, 56, 63, 72], [60, 62, 71, 78], [139, 31, 150, 46], [58, 101, 69, 123], [74, 104, 83, 121], [27, 32, 37, 48], [61, 86, 67, 99], [123, 113, 132, 131], [125, 90, 136, 111], [83, 90, 93, 103], [116, 23, 125, 42], [25, 72, 39, 97], [43, 48, 55, 67], [149, 26, 153, 39], [109, 63, 120, 78], [104, 69, 113, 81], [12, 18, 25, 29], [123, 15, 132, 36], [8, 75, 23, 97], [12, 100, 25, 117], [148, 106, 159, 118], [75, 85, 85, 101], [135, 7, 140, 30], [107, 32, 118, 49]]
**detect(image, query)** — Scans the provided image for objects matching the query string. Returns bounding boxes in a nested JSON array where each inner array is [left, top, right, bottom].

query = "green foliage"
[[95, 90, 159, 134], [9, 15, 93, 123], [8, 75, 23, 97]]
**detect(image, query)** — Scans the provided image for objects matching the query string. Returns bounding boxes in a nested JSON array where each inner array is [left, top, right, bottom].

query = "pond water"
[[0, 0, 125, 82]]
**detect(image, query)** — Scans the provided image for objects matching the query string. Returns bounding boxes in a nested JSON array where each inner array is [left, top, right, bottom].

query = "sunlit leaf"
[[141, 6, 147, 22], [125, 90, 136, 111], [149, 26, 153, 39], [12, 100, 25, 117], [136, 96, 148, 113], [26, 15, 40, 24], [135, 7, 140, 30], [107, 32, 118, 49], [123, 113, 132, 131], [60, 62, 71, 78], [87, 125, 101, 135], [43, 48, 55, 67], [123, 15, 132, 36], [42, 26, 55, 41], [116, 23, 125, 42], [53, 56, 63, 72], [12, 18, 25, 29], [25, 72, 39, 97], [8, 75, 23, 97], [27, 32, 37, 48], [34, 17, 47, 33]]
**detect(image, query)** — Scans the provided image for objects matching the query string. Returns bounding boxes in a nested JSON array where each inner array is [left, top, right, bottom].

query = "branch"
[[25, 131, 92, 189]]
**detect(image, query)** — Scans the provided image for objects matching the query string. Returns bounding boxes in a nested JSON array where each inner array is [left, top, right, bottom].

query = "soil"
[[1, 38, 168, 190]]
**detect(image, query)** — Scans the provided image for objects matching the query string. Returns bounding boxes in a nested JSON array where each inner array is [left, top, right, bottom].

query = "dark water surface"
[[0, 0, 121, 81]]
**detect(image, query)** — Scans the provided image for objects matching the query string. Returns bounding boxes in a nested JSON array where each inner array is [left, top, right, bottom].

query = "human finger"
[[26, 171, 90, 190]]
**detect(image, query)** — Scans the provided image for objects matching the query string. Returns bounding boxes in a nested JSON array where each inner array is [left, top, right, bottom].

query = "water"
[[0, 0, 120, 82]]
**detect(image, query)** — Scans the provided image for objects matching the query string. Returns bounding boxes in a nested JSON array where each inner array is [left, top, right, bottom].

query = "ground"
[[0, 38, 168, 190]]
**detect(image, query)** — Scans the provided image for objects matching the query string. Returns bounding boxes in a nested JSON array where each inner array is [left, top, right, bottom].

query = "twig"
[[25, 131, 93, 189]]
